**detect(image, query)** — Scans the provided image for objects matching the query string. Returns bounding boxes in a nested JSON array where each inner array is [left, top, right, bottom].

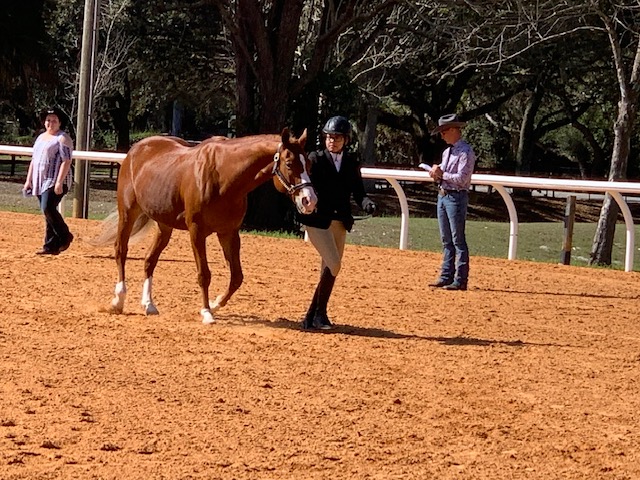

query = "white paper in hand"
[[418, 163, 432, 172]]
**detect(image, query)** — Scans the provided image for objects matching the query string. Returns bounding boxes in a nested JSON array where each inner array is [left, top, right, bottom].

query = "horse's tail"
[[85, 211, 155, 247]]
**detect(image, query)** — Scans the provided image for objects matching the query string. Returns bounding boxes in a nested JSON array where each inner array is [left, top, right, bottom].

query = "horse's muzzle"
[[296, 189, 317, 214]]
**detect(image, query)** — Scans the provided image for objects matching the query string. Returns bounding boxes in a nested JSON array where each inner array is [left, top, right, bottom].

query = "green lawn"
[[2, 173, 636, 270], [347, 216, 639, 270]]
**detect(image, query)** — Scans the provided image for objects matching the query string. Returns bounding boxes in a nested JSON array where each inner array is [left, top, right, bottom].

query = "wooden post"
[[73, 0, 99, 218], [560, 195, 576, 265]]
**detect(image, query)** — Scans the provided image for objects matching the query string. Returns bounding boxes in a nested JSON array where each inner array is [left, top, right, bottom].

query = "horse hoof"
[[201, 309, 215, 325], [144, 303, 159, 316], [110, 298, 124, 314]]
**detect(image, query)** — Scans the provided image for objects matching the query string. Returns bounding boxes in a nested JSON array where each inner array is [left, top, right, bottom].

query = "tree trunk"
[[590, 9, 639, 266], [242, 82, 297, 232], [108, 72, 131, 153], [590, 195, 619, 265], [516, 82, 544, 177], [571, 120, 607, 178], [230, 0, 304, 232], [171, 100, 184, 137], [358, 106, 378, 192], [361, 106, 378, 166], [231, 0, 255, 137], [514, 82, 544, 197], [589, 102, 634, 265]]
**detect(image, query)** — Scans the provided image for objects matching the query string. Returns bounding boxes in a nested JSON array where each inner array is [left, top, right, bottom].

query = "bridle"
[[272, 143, 314, 196]]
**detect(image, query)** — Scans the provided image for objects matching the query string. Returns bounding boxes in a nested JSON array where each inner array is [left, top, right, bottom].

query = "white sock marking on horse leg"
[[201, 308, 215, 324], [141, 277, 159, 315], [111, 281, 127, 313], [209, 294, 225, 311]]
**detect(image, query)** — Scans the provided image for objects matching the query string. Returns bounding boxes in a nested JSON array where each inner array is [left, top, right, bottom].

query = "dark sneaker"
[[59, 233, 74, 252], [442, 282, 467, 291], [429, 279, 452, 288]]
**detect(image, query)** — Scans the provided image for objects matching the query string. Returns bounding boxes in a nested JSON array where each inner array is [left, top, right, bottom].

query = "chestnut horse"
[[91, 129, 317, 324]]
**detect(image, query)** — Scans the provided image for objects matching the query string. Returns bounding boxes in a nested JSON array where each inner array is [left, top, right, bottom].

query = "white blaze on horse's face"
[[295, 153, 317, 214]]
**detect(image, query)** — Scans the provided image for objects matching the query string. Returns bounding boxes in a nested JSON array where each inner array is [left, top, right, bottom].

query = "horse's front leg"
[[188, 225, 214, 324], [210, 230, 244, 312], [141, 223, 173, 315]]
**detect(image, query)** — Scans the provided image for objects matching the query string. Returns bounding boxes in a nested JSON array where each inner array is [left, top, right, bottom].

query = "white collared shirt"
[[332, 152, 343, 172]]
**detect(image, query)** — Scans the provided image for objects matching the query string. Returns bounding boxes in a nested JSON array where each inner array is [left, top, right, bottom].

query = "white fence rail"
[[3, 145, 640, 271], [361, 167, 640, 272]]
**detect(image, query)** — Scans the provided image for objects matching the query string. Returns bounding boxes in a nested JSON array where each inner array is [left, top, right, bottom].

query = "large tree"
[[207, 0, 402, 230], [393, 0, 639, 265], [588, 1, 640, 266], [0, 0, 54, 132]]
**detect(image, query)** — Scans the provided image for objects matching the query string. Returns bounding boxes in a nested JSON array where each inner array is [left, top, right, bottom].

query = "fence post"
[[560, 195, 576, 265]]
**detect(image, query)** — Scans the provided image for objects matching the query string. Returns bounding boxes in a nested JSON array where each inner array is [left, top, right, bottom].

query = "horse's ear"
[[280, 128, 291, 144], [299, 128, 307, 147]]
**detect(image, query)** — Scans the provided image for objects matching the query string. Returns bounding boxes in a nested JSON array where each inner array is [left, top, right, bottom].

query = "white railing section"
[[362, 167, 640, 272], [3, 145, 640, 271]]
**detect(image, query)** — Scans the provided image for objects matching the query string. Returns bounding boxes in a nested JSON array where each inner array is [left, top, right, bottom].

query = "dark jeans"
[[436, 190, 469, 284], [38, 186, 70, 252]]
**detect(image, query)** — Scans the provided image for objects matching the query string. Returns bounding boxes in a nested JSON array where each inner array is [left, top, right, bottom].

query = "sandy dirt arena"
[[1, 211, 640, 479]]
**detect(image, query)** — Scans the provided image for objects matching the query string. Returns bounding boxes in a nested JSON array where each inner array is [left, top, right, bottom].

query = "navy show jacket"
[[297, 148, 367, 232]]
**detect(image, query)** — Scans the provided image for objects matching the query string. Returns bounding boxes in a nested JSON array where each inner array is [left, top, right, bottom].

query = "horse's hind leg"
[[111, 206, 142, 313], [141, 223, 173, 315], [210, 230, 244, 312], [188, 225, 215, 324]]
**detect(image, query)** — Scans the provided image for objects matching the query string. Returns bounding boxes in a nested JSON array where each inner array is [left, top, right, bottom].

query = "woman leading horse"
[[91, 129, 317, 324]]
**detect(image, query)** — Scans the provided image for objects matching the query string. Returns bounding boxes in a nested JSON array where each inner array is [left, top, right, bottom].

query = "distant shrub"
[[0, 134, 36, 146]]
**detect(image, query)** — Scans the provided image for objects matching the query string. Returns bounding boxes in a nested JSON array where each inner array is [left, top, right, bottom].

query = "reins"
[[272, 143, 313, 195]]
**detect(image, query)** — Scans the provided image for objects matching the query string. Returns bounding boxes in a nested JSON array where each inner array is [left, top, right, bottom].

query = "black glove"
[[362, 197, 376, 215]]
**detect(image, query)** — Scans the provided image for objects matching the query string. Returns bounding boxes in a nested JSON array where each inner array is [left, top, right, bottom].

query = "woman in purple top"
[[23, 107, 74, 255]]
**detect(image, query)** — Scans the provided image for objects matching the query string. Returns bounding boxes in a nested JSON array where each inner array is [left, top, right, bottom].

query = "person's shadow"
[[219, 314, 563, 348]]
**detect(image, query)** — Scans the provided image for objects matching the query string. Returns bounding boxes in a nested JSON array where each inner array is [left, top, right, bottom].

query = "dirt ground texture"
[[1, 211, 640, 480]]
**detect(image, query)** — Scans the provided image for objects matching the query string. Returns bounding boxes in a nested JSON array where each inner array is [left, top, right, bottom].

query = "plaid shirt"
[[440, 139, 475, 191]]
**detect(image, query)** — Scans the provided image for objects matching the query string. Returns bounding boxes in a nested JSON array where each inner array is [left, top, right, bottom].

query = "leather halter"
[[272, 143, 314, 195]]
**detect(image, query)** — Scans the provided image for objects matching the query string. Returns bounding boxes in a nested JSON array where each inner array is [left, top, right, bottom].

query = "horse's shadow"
[[221, 314, 564, 348]]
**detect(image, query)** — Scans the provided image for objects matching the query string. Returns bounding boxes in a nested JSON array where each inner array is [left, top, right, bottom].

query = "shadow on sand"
[[220, 314, 565, 348]]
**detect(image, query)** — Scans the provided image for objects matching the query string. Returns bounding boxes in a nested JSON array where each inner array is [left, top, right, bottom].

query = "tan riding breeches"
[[306, 220, 347, 277]]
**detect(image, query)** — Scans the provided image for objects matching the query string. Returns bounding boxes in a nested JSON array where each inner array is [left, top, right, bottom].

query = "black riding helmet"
[[322, 116, 352, 140]]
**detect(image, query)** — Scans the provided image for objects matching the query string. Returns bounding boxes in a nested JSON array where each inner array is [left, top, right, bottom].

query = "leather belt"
[[439, 187, 467, 196]]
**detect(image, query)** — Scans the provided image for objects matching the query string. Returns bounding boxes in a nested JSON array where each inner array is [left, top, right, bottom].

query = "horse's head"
[[272, 128, 318, 214]]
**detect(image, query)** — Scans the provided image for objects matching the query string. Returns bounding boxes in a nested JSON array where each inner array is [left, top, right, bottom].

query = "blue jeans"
[[38, 186, 70, 252], [436, 190, 469, 284]]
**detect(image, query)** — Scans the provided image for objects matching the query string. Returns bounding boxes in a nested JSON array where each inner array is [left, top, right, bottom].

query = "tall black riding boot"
[[313, 267, 336, 330], [301, 287, 319, 330]]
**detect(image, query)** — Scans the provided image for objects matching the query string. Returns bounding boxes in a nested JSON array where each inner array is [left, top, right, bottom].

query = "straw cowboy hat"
[[431, 113, 467, 135]]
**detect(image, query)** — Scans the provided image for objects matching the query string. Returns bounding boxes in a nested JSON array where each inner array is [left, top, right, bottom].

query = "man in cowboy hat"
[[428, 113, 476, 291]]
